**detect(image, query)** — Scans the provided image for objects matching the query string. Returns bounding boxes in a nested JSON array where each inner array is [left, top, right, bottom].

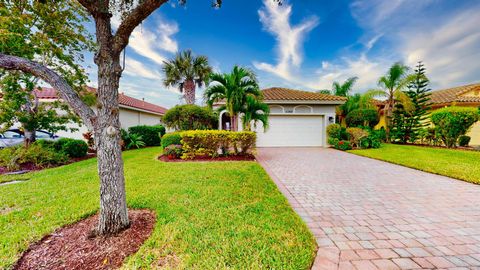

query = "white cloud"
[[123, 57, 162, 79], [128, 20, 178, 65], [253, 0, 319, 80], [350, 0, 480, 89], [401, 8, 480, 88]]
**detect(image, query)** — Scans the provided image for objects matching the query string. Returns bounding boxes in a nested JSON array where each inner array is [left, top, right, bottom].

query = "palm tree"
[[372, 62, 415, 141], [338, 90, 382, 123], [241, 95, 269, 131], [162, 50, 212, 104], [332, 77, 358, 96], [204, 65, 262, 131]]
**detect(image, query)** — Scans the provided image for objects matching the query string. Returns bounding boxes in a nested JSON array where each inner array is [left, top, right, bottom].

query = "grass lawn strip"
[[349, 144, 480, 184], [0, 147, 315, 269]]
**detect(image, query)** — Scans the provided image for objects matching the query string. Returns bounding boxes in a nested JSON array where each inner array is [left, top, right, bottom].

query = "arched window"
[[293, 105, 313, 113]]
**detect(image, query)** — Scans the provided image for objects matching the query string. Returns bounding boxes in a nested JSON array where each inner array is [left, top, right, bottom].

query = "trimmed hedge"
[[431, 106, 479, 148], [161, 133, 182, 148], [128, 125, 166, 146], [179, 130, 256, 160], [51, 138, 88, 158]]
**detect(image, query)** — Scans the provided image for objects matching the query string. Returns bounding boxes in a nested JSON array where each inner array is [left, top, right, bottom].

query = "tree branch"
[[112, 0, 168, 54], [0, 54, 97, 130], [77, 0, 97, 15]]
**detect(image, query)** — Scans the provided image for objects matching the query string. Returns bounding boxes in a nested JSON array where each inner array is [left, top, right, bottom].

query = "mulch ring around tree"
[[13, 209, 156, 270], [158, 154, 256, 162]]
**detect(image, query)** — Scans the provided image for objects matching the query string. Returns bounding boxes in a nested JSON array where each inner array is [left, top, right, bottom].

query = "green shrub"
[[162, 104, 218, 131], [179, 130, 256, 160], [53, 138, 88, 158], [334, 140, 352, 151], [431, 107, 479, 148], [62, 139, 88, 158], [163, 144, 183, 158], [346, 127, 369, 148], [125, 133, 146, 149], [345, 108, 379, 128], [327, 137, 339, 147], [128, 125, 166, 146], [0, 144, 68, 171], [34, 139, 56, 149], [458, 135, 471, 147], [326, 124, 347, 140], [161, 133, 182, 148]]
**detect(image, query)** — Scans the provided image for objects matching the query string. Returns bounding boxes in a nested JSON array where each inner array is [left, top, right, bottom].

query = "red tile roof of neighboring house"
[[35, 87, 167, 115], [430, 83, 480, 105], [261, 87, 347, 102]]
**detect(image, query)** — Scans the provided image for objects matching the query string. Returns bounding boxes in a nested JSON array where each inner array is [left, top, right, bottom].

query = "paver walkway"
[[256, 148, 480, 270]]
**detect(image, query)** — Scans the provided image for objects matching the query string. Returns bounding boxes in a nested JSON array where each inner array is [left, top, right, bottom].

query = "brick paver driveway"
[[256, 148, 480, 270]]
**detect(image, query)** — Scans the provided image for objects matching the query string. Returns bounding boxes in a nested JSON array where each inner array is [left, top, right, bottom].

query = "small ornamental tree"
[[0, 2, 94, 145], [431, 107, 479, 148]]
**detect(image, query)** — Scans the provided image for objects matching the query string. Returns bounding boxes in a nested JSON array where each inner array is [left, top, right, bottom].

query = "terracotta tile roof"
[[430, 83, 480, 105], [35, 87, 167, 115], [262, 87, 346, 102]]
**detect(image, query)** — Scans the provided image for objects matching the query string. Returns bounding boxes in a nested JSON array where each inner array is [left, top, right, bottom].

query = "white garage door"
[[255, 115, 324, 147]]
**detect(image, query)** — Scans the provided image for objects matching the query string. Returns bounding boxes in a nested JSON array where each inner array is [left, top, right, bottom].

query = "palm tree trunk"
[[183, 79, 196, 104]]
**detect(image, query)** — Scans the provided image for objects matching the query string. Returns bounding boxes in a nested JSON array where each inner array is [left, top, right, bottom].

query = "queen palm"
[[373, 62, 415, 141], [332, 76, 358, 97], [162, 50, 212, 104], [242, 95, 270, 131], [205, 65, 261, 131]]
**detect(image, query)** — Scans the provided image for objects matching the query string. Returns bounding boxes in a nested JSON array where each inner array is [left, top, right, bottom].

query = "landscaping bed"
[[0, 154, 95, 176], [158, 154, 255, 162], [14, 209, 155, 270], [0, 147, 316, 269], [349, 143, 480, 184]]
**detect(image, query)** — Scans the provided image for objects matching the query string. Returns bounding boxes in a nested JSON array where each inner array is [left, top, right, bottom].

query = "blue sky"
[[85, 0, 480, 108]]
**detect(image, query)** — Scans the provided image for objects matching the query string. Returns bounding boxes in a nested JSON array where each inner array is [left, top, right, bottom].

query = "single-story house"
[[429, 83, 480, 145], [375, 83, 480, 145], [218, 87, 346, 147], [30, 87, 168, 139]]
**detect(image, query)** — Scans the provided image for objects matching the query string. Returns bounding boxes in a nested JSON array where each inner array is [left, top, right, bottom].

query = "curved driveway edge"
[[256, 147, 480, 270]]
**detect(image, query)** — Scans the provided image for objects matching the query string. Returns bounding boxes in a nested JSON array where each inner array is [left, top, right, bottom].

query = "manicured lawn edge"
[[0, 147, 316, 269], [347, 144, 480, 185]]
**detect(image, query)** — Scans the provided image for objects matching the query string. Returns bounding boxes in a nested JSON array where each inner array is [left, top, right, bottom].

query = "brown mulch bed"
[[158, 154, 256, 162], [13, 209, 156, 270], [0, 154, 96, 175]]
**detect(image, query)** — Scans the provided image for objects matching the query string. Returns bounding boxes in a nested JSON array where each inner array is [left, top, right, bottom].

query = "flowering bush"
[[179, 130, 256, 159], [164, 144, 183, 159], [335, 140, 352, 151]]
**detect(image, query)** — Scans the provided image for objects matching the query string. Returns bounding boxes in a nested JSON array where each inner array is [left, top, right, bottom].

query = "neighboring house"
[[30, 87, 167, 139], [217, 87, 346, 147], [374, 83, 480, 145], [429, 83, 480, 145]]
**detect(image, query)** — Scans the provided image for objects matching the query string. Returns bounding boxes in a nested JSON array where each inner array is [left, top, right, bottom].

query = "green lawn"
[[349, 144, 480, 184], [0, 147, 315, 269]]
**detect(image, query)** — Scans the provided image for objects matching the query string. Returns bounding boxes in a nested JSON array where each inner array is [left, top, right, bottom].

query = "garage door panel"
[[255, 115, 323, 147]]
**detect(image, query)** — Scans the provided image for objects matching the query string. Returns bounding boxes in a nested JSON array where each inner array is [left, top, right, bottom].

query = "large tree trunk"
[[183, 79, 196, 104], [23, 129, 36, 147], [94, 53, 129, 235], [91, 10, 130, 234]]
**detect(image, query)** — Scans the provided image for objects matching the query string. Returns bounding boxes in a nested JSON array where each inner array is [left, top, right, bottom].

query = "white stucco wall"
[[53, 106, 162, 140]]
